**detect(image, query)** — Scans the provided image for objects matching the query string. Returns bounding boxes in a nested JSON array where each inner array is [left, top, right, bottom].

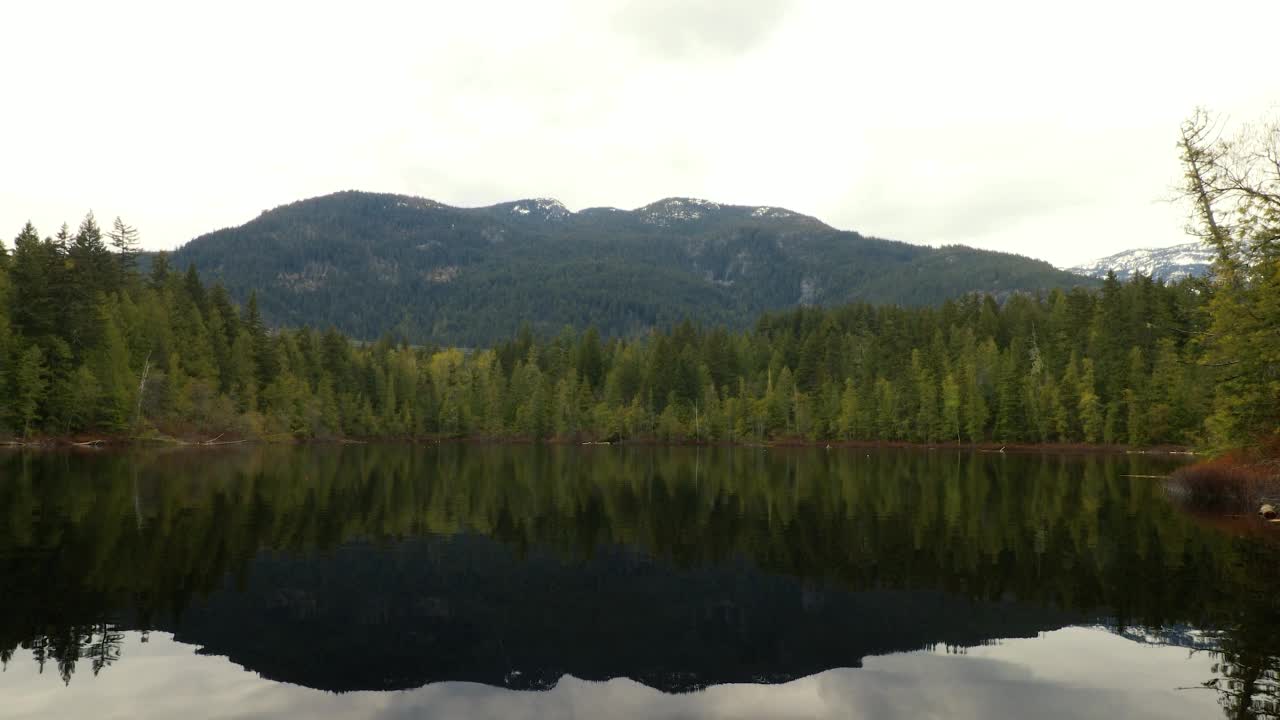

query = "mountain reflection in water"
[[0, 445, 1276, 719]]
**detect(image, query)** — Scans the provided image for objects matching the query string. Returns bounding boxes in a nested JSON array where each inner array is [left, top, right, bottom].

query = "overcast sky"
[[3, 0, 1277, 267]]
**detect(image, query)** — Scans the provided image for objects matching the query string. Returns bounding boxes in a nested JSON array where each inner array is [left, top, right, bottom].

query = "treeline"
[[0, 215, 1217, 445], [5, 103, 1278, 448]]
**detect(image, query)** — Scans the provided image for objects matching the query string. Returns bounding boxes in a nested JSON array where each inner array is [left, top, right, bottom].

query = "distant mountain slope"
[[171, 191, 1094, 345], [1068, 242, 1214, 281]]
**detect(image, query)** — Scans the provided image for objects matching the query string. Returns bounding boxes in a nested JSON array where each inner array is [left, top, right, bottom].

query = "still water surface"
[[0, 445, 1276, 719]]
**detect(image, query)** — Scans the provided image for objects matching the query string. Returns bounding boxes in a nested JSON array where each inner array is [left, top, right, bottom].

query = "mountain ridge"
[[170, 190, 1095, 345], [1067, 241, 1214, 281]]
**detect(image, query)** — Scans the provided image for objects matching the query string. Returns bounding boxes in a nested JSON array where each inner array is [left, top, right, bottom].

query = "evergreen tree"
[[90, 305, 135, 431], [1078, 360, 1104, 444], [1178, 108, 1280, 449], [838, 379, 860, 440], [963, 356, 988, 443], [149, 251, 171, 289], [10, 345, 48, 436], [108, 217, 140, 282], [243, 291, 273, 391], [941, 372, 961, 444], [9, 222, 59, 342]]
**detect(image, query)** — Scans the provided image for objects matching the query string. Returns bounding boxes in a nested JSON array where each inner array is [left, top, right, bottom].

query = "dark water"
[[0, 445, 1276, 719]]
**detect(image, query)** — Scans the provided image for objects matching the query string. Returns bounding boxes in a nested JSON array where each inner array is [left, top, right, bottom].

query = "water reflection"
[[0, 445, 1276, 717], [0, 629, 1227, 720]]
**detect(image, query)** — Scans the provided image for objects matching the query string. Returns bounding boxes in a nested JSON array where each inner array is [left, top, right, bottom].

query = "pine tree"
[[553, 373, 581, 438], [874, 377, 898, 440], [70, 212, 113, 294], [838, 379, 860, 440], [108, 217, 140, 282], [40, 340, 78, 432], [9, 222, 59, 341], [1078, 359, 1104, 444], [183, 264, 207, 315], [65, 365, 101, 432], [941, 372, 962, 444], [229, 331, 257, 413], [702, 383, 725, 441], [794, 390, 817, 439], [994, 346, 1024, 442], [90, 306, 135, 431], [1125, 388, 1148, 447], [1124, 347, 1149, 447], [963, 359, 988, 443], [770, 367, 795, 435], [243, 291, 276, 392], [1056, 356, 1081, 441], [1178, 108, 1280, 448], [0, 263, 10, 409], [149, 251, 171, 289], [10, 345, 48, 436], [575, 326, 605, 391]]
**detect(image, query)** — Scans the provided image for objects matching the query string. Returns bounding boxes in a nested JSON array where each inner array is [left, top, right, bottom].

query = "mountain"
[[160, 535, 1082, 693], [171, 191, 1095, 345], [1068, 242, 1215, 282]]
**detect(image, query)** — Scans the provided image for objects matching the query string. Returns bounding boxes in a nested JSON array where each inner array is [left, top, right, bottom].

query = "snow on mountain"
[[1067, 242, 1215, 281], [638, 197, 724, 225], [1096, 623, 1220, 652], [501, 198, 571, 221], [751, 206, 795, 219]]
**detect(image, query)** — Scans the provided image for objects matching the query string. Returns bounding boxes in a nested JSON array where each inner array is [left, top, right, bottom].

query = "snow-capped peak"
[[505, 198, 571, 221], [638, 197, 723, 225], [1067, 242, 1215, 281]]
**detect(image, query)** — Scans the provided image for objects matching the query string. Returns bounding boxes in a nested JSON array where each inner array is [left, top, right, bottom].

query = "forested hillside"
[[0, 215, 1217, 446], [168, 192, 1094, 345]]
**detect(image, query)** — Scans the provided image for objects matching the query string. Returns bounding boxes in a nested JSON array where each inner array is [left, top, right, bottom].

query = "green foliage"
[[9, 345, 48, 436], [0, 195, 1262, 449], [1178, 109, 1280, 449]]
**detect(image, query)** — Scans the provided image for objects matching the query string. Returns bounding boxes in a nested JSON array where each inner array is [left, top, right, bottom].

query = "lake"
[[1, 445, 1276, 719]]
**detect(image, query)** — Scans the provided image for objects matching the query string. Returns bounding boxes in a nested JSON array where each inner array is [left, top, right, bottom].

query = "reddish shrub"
[[1167, 455, 1280, 513]]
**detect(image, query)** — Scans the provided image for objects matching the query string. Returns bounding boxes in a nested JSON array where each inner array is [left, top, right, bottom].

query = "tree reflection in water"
[[0, 445, 1275, 715]]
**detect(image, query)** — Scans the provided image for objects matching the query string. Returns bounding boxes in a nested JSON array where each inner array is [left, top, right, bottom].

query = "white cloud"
[[1, 0, 1277, 266]]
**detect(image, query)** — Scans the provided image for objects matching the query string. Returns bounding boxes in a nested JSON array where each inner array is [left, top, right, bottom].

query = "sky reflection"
[[1, 627, 1219, 720]]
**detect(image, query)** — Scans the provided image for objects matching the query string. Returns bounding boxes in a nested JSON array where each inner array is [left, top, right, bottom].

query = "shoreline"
[[0, 433, 1199, 456], [11, 432, 1275, 532]]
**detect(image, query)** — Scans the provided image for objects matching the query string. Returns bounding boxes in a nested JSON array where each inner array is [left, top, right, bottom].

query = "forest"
[[0, 221, 1228, 447], [0, 111, 1275, 450]]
